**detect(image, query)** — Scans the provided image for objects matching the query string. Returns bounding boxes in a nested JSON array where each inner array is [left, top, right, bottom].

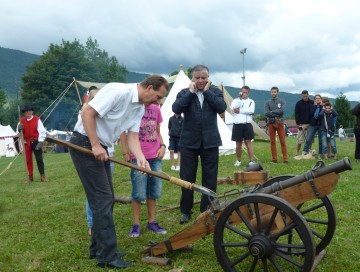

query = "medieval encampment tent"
[[160, 70, 235, 159], [0, 124, 17, 157]]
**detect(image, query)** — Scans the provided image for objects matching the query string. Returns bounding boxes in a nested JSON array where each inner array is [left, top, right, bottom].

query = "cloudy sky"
[[1, 0, 360, 101]]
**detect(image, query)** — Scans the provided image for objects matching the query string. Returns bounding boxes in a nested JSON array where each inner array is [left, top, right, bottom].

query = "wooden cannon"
[[46, 136, 352, 271], [142, 159, 352, 271]]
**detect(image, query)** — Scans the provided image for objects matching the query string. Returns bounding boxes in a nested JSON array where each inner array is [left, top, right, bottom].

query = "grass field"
[[0, 136, 359, 271]]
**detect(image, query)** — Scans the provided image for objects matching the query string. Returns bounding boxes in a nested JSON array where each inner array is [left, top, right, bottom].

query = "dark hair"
[[242, 85, 250, 91], [271, 86, 279, 92], [140, 75, 169, 91], [88, 86, 98, 91], [314, 94, 322, 99], [192, 64, 209, 74], [301, 90, 309, 95], [324, 102, 331, 107]]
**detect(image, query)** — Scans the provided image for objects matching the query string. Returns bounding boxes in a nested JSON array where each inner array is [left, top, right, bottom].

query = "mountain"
[[1, 47, 356, 117], [0, 46, 149, 97], [0, 47, 39, 98]]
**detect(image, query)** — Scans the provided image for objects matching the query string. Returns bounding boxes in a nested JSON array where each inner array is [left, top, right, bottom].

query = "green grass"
[[0, 137, 359, 271]]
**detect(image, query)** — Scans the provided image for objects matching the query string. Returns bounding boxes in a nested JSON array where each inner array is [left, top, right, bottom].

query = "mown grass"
[[0, 137, 359, 271]]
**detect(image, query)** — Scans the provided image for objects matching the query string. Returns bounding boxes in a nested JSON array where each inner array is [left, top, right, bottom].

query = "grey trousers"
[[69, 132, 117, 263]]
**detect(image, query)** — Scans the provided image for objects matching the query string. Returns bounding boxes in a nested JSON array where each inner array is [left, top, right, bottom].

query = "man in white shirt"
[[70, 75, 168, 269], [230, 86, 255, 166]]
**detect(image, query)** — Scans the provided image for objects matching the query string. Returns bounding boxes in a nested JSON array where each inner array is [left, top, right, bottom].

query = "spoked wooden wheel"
[[214, 193, 315, 272], [264, 175, 336, 254]]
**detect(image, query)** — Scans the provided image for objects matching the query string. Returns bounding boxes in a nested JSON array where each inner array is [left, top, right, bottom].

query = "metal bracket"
[[305, 171, 321, 199]]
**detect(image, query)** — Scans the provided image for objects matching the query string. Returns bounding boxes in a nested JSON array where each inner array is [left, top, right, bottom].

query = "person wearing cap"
[[17, 105, 47, 182], [231, 85, 256, 167]]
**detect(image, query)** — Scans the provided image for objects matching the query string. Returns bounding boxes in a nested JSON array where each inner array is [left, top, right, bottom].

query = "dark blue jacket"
[[319, 109, 338, 133], [172, 86, 226, 149], [309, 103, 323, 126], [295, 99, 313, 125]]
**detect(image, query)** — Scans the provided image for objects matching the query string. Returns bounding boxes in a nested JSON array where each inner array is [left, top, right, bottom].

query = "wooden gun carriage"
[[46, 137, 352, 271], [142, 158, 352, 271]]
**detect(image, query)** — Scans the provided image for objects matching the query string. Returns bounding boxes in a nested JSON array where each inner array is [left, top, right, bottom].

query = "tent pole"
[[17, 106, 30, 183], [73, 77, 83, 106]]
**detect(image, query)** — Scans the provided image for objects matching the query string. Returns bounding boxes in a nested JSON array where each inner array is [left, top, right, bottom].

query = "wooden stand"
[[217, 171, 268, 185]]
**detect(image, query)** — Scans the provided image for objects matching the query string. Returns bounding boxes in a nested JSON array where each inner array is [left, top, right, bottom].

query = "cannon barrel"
[[260, 157, 352, 194]]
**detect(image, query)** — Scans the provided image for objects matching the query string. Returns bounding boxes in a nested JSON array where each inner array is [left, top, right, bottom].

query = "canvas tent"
[[160, 70, 235, 159], [0, 124, 17, 157]]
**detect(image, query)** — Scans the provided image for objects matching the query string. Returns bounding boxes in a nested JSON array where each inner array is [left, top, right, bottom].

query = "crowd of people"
[[17, 64, 359, 270]]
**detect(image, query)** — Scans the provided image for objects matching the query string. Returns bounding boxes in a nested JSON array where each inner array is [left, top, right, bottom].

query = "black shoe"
[[97, 258, 132, 269], [271, 160, 278, 163], [89, 251, 126, 260], [180, 213, 191, 224]]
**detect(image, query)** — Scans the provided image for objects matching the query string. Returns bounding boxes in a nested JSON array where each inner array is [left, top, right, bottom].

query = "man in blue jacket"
[[172, 64, 226, 224]]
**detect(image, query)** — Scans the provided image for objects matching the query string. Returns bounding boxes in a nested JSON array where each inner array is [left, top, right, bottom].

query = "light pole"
[[240, 48, 247, 86]]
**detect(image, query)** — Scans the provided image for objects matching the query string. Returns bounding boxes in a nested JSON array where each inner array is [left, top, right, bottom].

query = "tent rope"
[[40, 80, 75, 124], [0, 138, 21, 177]]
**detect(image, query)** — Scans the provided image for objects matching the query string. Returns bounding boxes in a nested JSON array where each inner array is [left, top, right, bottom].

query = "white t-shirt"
[[74, 83, 145, 147], [338, 127, 345, 137]]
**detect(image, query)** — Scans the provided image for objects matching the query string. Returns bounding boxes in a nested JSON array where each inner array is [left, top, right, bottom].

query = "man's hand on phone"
[[203, 80, 211, 92]]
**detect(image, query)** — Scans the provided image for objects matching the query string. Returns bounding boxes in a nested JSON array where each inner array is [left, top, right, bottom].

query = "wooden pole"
[[46, 136, 217, 198], [17, 106, 29, 182], [73, 77, 83, 106]]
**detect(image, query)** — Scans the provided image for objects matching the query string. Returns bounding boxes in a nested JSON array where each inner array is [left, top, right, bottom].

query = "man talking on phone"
[[172, 64, 227, 224]]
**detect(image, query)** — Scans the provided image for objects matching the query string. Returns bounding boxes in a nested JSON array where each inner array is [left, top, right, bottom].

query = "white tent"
[[160, 70, 235, 159], [0, 124, 17, 157]]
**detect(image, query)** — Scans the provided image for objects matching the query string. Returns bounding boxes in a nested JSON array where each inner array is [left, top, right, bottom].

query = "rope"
[[0, 138, 21, 177], [40, 81, 75, 124]]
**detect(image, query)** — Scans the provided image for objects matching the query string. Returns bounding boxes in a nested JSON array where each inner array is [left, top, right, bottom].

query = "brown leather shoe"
[[40, 174, 47, 182], [28, 175, 34, 182]]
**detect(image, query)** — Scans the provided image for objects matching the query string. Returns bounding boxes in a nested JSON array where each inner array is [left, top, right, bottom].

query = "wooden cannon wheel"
[[213, 193, 315, 272], [264, 175, 336, 255]]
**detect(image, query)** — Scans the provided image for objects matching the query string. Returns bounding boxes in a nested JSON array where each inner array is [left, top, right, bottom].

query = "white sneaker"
[[249, 161, 255, 165], [171, 165, 176, 170], [234, 160, 241, 167], [175, 166, 180, 171]]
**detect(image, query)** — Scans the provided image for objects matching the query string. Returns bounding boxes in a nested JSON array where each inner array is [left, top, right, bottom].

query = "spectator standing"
[[264, 87, 288, 163], [338, 125, 346, 141], [69, 75, 168, 269], [302, 94, 324, 159], [294, 90, 313, 156], [120, 104, 167, 238], [168, 113, 183, 170], [350, 102, 360, 162], [172, 64, 226, 224], [230, 86, 255, 166], [17, 105, 47, 182], [319, 102, 338, 160]]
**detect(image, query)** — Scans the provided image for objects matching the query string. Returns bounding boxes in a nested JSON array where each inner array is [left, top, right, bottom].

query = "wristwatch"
[[160, 144, 166, 148]]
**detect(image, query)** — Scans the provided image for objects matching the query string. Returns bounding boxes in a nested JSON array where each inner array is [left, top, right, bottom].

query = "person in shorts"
[[168, 113, 183, 170], [230, 86, 255, 166], [121, 104, 167, 238]]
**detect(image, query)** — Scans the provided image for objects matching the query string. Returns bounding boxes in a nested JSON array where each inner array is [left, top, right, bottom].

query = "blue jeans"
[[86, 200, 93, 229], [130, 158, 162, 202], [303, 125, 322, 155], [321, 132, 337, 155]]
